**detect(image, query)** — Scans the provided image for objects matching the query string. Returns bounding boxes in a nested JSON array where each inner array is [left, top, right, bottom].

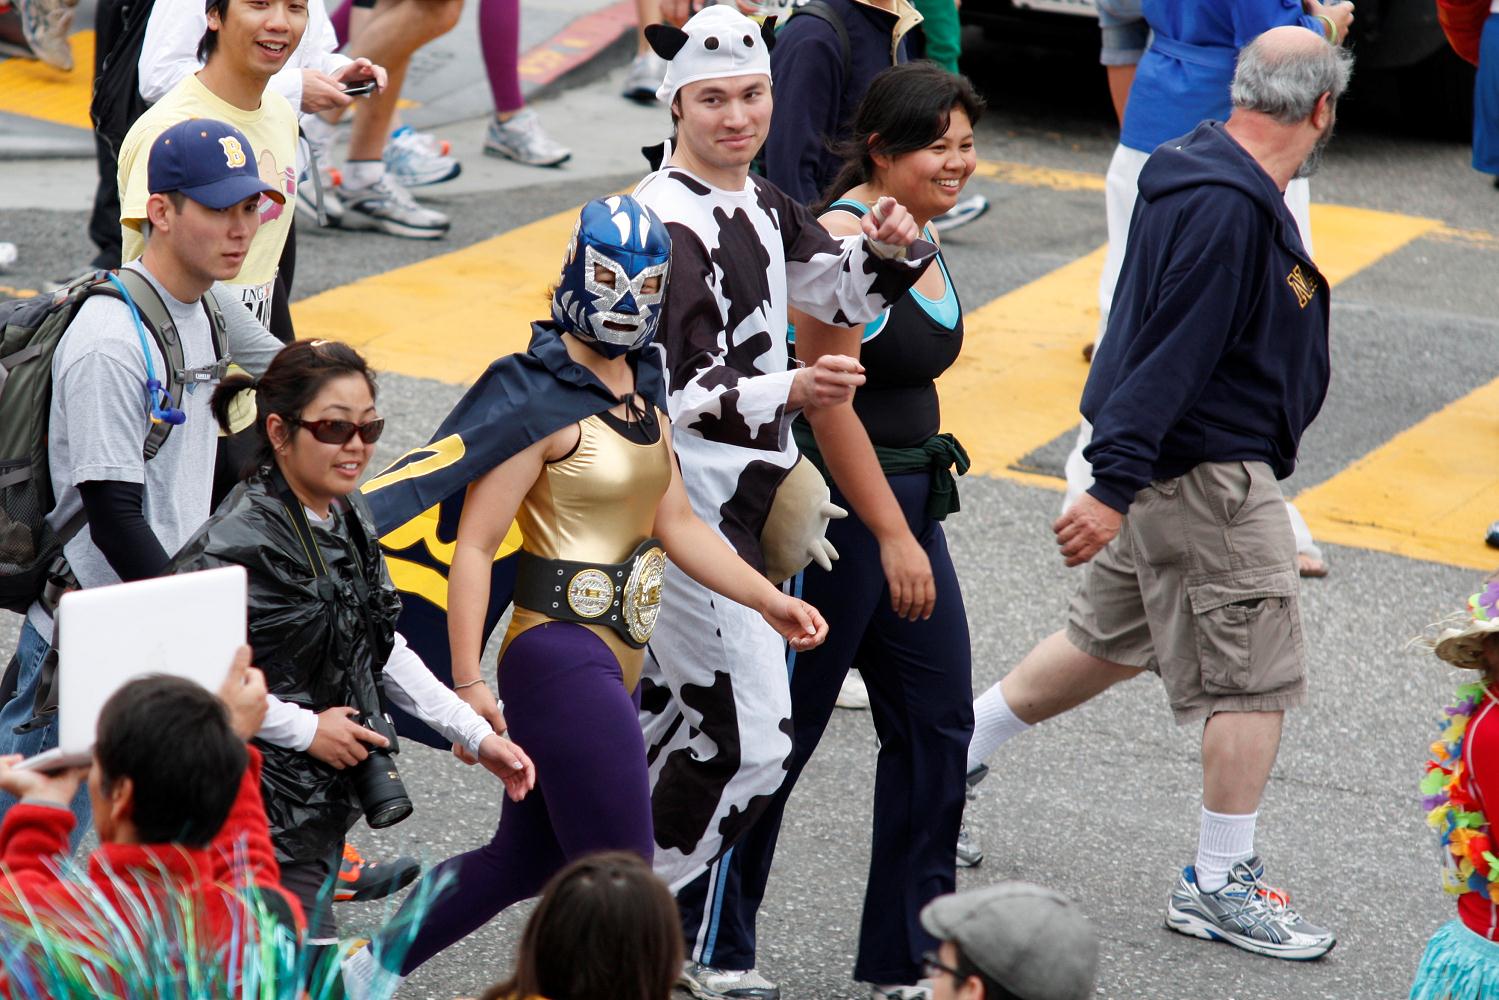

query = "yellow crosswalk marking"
[[937, 203, 1444, 489], [935, 246, 1103, 485], [1293, 376, 1499, 571], [0, 32, 94, 130], [292, 206, 578, 383]]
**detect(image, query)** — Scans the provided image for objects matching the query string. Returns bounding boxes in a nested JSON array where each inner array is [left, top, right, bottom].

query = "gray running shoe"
[[955, 763, 987, 867], [340, 175, 450, 240], [679, 962, 780, 1000], [16, 0, 75, 70], [622, 51, 666, 103], [1165, 856, 1335, 961], [484, 109, 571, 168]]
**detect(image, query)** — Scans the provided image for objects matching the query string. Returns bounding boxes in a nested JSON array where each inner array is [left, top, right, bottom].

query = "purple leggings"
[[479, 0, 525, 114], [394, 622, 653, 974], [328, 0, 524, 115]]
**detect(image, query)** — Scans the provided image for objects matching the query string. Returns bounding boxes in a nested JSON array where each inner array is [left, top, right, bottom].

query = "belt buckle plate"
[[566, 568, 614, 618], [622, 545, 666, 645]]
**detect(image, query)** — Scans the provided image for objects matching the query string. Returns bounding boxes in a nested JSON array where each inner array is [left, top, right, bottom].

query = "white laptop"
[[15, 565, 248, 772]]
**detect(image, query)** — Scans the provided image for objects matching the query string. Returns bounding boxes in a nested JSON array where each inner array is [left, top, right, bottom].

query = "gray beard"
[[1295, 126, 1335, 179]]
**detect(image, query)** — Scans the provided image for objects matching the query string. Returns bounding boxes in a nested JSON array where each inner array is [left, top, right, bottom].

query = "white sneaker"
[[836, 670, 870, 710], [484, 109, 571, 167], [871, 986, 931, 1000], [680, 961, 780, 1000], [384, 125, 461, 187], [622, 52, 666, 103], [296, 165, 344, 228], [930, 194, 990, 234], [339, 941, 404, 1000], [15, 0, 76, 70], [341, 175, 450, 240]]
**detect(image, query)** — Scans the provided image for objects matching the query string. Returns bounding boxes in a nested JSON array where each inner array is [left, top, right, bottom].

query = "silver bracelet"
[[453, 678, 487, 691]]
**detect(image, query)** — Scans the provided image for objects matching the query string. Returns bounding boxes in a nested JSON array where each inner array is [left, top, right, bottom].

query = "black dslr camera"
[[351, 710, 413, 829]]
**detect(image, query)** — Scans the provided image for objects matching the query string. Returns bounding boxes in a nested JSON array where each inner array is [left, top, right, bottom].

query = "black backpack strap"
[[791, 0, 852, 82]]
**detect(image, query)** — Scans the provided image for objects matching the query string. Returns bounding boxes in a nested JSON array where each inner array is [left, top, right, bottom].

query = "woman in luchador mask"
[[342, 195, 828, 993]]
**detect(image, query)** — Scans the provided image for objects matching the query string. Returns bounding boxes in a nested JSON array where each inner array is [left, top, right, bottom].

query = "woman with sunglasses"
[[169, 339, 535, 968]]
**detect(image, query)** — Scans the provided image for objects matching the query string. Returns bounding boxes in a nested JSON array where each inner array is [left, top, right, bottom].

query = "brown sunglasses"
[[294, 417, 386, 445]]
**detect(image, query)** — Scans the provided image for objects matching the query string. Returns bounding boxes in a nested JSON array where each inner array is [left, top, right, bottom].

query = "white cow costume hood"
[[631, 5, 942, 942], [651, 5, 775, 104]]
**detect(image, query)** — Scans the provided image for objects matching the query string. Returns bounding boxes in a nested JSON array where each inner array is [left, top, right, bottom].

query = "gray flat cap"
[[919, 882, 1098, 1000]]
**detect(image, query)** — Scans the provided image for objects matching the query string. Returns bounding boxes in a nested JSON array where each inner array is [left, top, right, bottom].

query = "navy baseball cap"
[[148, 118, 285, 209]]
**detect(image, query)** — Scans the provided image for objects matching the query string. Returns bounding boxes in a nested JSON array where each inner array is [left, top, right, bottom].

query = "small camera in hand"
[[351, 712, 413, 829]]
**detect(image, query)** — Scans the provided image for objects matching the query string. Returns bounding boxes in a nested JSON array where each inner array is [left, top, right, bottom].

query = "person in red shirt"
[[1413, 581, 1499, 999], [0, 647, 303, 993]]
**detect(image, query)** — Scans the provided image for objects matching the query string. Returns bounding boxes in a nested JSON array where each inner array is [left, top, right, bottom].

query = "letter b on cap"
[[219, 136, 246, 169]]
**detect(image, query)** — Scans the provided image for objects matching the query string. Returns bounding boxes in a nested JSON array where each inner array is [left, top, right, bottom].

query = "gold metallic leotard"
[[502, 410, 672, 690]]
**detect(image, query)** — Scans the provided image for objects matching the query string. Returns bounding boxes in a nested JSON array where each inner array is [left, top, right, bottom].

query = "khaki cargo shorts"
[[1066, 460, 1308, 724]]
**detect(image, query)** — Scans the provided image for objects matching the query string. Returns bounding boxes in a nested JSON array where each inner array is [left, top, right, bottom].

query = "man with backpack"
[[117, 0, 308, 337], [0, 119, 284, 833]]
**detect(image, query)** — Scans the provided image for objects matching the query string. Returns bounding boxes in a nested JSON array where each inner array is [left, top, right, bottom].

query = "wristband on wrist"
[[1314, 13, 1338, 45], [454, 677, 486, 690]]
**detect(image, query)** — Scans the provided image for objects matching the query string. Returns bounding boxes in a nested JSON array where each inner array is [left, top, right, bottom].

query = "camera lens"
[[352, 748, 413, 829]]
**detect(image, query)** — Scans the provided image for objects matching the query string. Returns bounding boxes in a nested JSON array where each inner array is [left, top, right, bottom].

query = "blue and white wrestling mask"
[[551, 195, 671, 358]]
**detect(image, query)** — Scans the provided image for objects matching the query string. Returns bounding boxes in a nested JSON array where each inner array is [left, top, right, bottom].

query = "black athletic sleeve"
[[76, 480, 171, 581]]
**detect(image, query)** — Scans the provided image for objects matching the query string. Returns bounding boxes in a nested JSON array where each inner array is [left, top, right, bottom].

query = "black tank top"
[[801, 199, 965, 448]]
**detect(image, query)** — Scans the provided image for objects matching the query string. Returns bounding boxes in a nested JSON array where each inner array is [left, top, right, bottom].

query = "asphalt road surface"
[[2, 28, 1497, 1000]]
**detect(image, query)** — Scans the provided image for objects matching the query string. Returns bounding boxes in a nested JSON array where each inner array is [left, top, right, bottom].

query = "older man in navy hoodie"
[[971, 28, 1350, 963]]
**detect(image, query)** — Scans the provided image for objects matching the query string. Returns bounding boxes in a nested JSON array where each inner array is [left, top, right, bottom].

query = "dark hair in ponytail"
[[816, 62, 986, 213], [210, 339, 378, 479]]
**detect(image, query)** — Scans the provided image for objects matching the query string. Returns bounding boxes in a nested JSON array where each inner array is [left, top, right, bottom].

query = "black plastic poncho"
[[169, 472, 400, 864]]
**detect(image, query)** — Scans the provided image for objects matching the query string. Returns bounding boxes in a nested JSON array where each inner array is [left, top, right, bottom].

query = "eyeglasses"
[[294, 417, 385, 445], [921, 950, 963, 982]]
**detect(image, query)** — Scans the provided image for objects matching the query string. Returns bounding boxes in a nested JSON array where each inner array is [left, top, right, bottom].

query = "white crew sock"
[[966, 680, 1032, 773], [342, 159, 385, 191], [1195, 807, 1257, 894]]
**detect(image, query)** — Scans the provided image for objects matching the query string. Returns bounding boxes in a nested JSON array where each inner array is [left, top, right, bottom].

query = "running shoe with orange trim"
[[334, 842, 421, 903]]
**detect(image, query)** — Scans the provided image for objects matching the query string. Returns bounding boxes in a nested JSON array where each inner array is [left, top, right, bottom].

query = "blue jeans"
[[0, 618, 91, 848]]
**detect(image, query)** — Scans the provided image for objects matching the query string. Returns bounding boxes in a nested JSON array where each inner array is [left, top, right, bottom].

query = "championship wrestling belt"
[[514, 537, 666, 648]]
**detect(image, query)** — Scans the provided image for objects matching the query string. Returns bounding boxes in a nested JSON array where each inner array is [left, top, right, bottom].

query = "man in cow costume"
[[632, 7, 938, 998]]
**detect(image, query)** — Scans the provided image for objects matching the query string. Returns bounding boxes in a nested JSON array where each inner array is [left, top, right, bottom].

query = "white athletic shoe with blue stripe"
[[1165, 857, 1335, 961]]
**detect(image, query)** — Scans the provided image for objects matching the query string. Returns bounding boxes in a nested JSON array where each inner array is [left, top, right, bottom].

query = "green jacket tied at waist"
[[792, 421, 970, 522]]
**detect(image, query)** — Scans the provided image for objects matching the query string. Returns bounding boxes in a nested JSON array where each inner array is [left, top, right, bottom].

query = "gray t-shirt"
[[26, 263, 281, 632]]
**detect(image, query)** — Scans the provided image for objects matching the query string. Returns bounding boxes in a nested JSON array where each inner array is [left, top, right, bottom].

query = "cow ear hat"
[[646, 6, 776, 106]]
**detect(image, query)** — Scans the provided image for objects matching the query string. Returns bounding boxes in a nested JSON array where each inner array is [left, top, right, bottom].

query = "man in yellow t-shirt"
[[119, 0, 305, 333]]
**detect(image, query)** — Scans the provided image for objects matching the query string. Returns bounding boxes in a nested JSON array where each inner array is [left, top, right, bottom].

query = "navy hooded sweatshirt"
[[1081, 121, 1330, 514], [763, 0, 911, 205]]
